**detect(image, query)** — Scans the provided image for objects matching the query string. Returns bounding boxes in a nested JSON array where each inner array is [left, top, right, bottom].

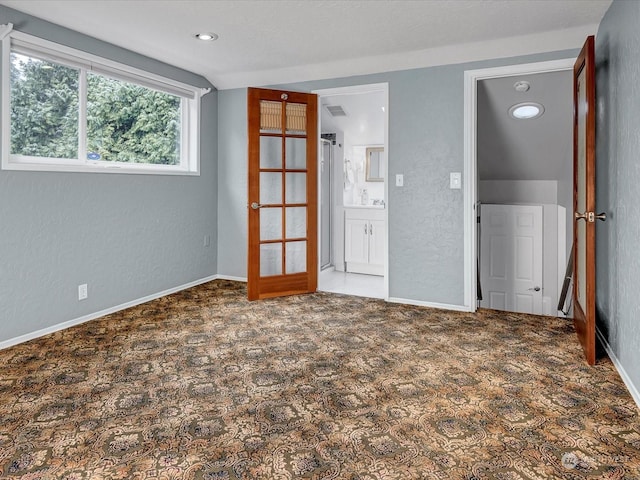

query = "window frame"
[[1, 30, 205, 175]]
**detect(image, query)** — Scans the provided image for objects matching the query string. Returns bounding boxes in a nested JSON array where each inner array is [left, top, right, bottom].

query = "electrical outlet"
[[78, 284, 88, 301], [395, 174, 404, 187]]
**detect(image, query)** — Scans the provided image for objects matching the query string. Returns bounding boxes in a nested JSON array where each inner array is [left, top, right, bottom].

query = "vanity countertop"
[[343, 204, 385, 210]]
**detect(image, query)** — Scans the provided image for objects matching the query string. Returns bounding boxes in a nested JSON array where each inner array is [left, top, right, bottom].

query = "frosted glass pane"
[[260, 172, 282, 205], [260, 137, 282, 169], [285, 173, 306, 204], [576, 66, 587, 309], [260, 207, 282, 241], [286, 207, 306, 239], [260, 243, 282, 276], [286, 241, 306, 274], [285, 137, 306, 169]]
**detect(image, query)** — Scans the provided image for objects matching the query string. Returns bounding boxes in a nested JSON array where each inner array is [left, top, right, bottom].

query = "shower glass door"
[[320, 139, 333, 270]]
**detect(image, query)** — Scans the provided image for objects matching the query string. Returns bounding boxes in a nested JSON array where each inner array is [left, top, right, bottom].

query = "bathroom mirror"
[[365, 147, 384, 182]]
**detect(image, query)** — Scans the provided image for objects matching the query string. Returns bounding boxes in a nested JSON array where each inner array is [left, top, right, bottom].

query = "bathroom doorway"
[[313, 83, 389, 300]]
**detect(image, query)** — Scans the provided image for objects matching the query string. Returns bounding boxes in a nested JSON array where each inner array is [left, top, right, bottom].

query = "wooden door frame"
[[463, 58, 575, 313]]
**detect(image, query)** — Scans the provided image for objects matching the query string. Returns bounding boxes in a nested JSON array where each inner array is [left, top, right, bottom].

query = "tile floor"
[[318, 268, 385, 299]]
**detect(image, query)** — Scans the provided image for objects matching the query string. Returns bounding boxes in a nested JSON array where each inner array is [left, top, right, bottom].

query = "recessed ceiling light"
[[509, 102, 544, 120], [195, 32, 218, 41]]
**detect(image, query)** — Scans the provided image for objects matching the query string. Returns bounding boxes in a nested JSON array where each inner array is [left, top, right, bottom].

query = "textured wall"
[[0, 6, 218, 343], [216, 89, 248, 278], [217, 49, 579, 306], [595, 0, 640, 392]]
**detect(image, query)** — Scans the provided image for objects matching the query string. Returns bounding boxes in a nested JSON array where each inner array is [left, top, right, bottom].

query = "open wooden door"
[[573, 36, 605, 365], [247, 88, 318, 300]]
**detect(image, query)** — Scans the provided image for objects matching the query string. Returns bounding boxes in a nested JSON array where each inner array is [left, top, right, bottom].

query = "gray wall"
[[595, 0, 640, 392], [479, 180, 558, 204], [0, 6, 218, 343], [477, 71, 573, 183], [217, 50, 578, 305], [217, 89, 247, 277], [477, 71, 574, 262]]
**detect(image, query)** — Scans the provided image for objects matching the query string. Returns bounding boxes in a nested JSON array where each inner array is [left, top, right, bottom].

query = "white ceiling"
[[477, 70, 573, 182], [320, 91, 385, 146], [0, 0, 611, 90]]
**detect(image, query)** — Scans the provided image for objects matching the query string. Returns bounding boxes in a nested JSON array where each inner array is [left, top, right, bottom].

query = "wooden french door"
[[573, 36, 604, 365], [247, 88, 318, 300]]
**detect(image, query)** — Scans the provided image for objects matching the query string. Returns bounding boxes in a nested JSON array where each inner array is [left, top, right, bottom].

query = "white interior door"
[[480, 204, 543, 314]]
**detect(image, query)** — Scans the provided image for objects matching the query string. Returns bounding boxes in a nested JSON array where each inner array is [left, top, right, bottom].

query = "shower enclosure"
[[320, 138, 334, 270]]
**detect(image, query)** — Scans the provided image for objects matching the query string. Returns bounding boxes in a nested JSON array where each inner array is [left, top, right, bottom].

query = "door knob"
[[576, 211, 607, 222], [528, 286, 541, 292], [250, 202, 263, 210]]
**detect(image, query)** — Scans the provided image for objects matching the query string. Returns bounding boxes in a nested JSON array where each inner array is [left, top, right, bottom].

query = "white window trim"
[[1, 29, 208, 175]]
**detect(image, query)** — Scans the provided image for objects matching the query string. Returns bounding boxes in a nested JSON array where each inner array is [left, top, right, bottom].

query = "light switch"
[[396, 174, 404, 187], [450, 172, 461, 189]]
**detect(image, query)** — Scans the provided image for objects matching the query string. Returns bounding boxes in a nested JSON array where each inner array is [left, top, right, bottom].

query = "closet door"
[[480, 204, 543, 314]]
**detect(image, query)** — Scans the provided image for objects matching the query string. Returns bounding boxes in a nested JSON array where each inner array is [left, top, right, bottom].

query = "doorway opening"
[[463, 59, 575, 314], [313, 83, 389, 300]]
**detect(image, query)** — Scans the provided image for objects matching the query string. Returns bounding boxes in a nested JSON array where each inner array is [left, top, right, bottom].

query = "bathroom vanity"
[[344, 206, 385, 276]]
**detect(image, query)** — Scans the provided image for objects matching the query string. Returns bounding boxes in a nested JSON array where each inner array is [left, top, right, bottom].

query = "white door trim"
[[312, 83, 389, 300], [463, 59, 575, 312]]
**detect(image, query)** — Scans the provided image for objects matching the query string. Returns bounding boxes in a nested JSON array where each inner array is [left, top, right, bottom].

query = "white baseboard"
[[596, 328, 640, 410], [0, 274, 221, 351], [216, 274, 247, 282], [387, 297, 473, 312]]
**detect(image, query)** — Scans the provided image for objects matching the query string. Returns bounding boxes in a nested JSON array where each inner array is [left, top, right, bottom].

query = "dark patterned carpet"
[[1, 280, 639, 479]]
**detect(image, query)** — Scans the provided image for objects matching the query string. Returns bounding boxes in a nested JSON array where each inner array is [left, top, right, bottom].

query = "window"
[[1, 30, 205, 174]]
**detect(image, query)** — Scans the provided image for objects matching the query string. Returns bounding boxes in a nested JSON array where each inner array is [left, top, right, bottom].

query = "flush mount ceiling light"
[[509, 102, 544, 120], [513, 80, 530, 92], [195, 32, 218, 41]]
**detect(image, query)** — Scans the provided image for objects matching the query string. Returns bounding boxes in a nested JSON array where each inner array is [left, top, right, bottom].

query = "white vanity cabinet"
[[344, 207, 385, 276]]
